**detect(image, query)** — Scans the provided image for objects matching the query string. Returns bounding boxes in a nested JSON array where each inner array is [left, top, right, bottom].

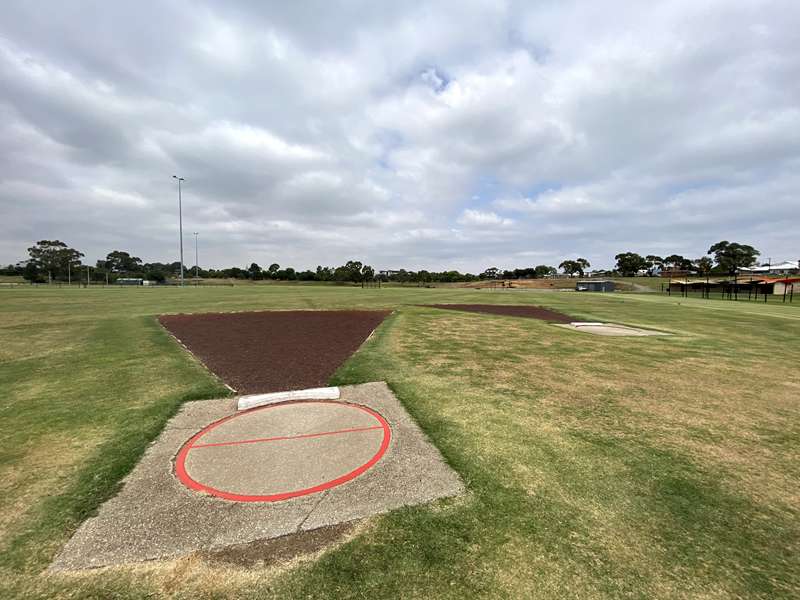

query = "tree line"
[[613, 241, 760, 276], [0, 239, 762, 284]]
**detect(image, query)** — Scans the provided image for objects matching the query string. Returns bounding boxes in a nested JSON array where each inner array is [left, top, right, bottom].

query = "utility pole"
[[194, 232, 199, 280], [173, 175, 185, 286]]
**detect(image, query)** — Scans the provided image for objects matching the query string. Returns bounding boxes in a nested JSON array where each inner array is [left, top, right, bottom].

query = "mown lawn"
[[1, 286, 798, 598]]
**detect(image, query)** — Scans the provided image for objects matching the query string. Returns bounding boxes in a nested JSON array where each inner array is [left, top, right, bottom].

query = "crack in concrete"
[[296, 491, 328, 533]]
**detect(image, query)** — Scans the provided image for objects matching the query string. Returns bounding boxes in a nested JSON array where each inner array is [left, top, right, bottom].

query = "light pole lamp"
[[173, 175, 185, 286]]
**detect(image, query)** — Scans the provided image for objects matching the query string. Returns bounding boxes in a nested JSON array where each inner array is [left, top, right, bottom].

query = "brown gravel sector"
[[158, 310, 390, 394], [426, 304, 574, 323]]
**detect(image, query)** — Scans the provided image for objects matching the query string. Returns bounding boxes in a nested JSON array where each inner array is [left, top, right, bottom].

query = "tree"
[[103, 250, 142, 274], [146, 270, 166, 283], [267, 263, 280, 278], [646, 255, 664, 269], [707, 241, 760, 272], [334, 260, 364, 283], [0, 263, 23, 276], [694, 256, 713, 275], [534, 265, 557, 278], [559, 258, 590, 277], [664, 254, 693, 271], [614, 252, 648, 276], [23, 261, 43, 283], [27, 240, 84, 282], [480, 267, 500, 279], [315, 265, 333, 281], [248, 262, 263, 280], [558, 259, 589, 277], [361, 265, 375, 282]]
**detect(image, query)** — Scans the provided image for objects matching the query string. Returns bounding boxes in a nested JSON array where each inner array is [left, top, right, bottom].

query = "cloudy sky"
[[2, 1, 798, 272]]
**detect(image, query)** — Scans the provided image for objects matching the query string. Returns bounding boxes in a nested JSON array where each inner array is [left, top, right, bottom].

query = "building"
[[739, 260, 799, 275], [576, 280, 615, 292], [116, 278, 144, 286]]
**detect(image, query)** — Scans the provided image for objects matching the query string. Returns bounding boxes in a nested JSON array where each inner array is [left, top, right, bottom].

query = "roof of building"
[[740, 260, 799, 272]]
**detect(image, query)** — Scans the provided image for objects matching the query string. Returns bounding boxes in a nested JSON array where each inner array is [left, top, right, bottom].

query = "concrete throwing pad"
[[555, 322, 669, 337], [51, 382, 463, 571], [176, 401, 390, 502]]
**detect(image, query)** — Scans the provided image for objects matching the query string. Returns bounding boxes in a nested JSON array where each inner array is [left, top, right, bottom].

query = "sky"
[[1, 0, 799, 272]]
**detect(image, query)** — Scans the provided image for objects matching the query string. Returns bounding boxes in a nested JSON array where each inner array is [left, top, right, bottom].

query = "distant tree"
[[27, 240, 84, 283], [23, 261, 43, 283], [480, 267, 500, 279], [297, 269, 317, 281], [361, 265, 375, 281], [224, 266, 247, 279], [146, 270, 166, 283], [0, 263, 23, 276], [614, 252, 649, 276], [664, 254, 694, 271], [315, 265, 333, 281], [534, 265, 557, 278], [646, 255, 664, 269], [694, 256, 713, 275], [707, 241, 760, 272], [334, 260, 364, 283], [559, 259, 589, 277], [267, 263, 280, 278], [248, 262, 263, 280], [103, 250, 142, 274]]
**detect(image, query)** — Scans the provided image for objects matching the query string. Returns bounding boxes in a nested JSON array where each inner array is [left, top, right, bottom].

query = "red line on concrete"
[[174, 400, 392, 503], [191, 425, 384, 449]]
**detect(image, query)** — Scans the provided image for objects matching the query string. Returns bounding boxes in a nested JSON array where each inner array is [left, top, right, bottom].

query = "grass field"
[[1, 286, 798, 599]]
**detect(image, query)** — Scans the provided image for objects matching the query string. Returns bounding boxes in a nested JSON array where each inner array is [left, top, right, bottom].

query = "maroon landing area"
[[425, 304, 573, 323], [158, 310, 390, 394]]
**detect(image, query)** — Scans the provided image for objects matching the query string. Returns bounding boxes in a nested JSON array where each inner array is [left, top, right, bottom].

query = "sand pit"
[[555, 322, 669, 337], [425, 304, 573, 322], [159, 310, 390, 394], [50, 382, 463, 571]]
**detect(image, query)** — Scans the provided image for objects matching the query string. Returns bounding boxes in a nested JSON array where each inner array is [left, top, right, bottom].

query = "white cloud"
[[1, 0, 799, 270], [457, 209, 514, 227]]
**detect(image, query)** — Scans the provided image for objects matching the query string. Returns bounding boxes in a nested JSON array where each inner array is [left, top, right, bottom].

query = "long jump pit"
[[50, 311, 464, 571]]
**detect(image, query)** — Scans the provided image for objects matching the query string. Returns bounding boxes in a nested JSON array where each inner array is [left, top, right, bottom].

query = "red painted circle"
[[175, 400, 391, 502]]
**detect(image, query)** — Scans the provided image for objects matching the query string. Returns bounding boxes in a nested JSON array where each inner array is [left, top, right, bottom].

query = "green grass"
[[1, 286, 798, 598]]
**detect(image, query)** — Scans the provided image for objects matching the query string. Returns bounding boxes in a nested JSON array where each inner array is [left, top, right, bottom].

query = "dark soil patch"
[[159, 310, 390, 394], [425, 304, 573, 323], [198, 522, 355, 568]]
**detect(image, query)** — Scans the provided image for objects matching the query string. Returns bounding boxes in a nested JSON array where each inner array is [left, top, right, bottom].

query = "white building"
[[739, 260, 799, 275]]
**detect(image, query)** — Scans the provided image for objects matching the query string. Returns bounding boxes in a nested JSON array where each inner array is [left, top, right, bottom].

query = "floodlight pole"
[[173, 175, 185, 286], [193, 232, 199, 280]]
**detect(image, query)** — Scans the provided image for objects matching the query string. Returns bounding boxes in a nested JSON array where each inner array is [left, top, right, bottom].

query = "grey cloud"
[[2, 0, 799, 271]]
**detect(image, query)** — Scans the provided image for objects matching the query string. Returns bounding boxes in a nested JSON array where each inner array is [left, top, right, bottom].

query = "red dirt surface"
[[159, 310, 390, 394], [426, 304, 573, 323]]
